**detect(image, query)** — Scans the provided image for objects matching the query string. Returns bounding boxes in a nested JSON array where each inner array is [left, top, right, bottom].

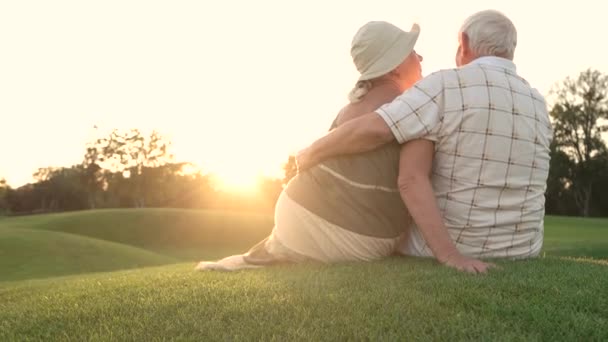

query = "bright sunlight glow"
[[3, 1, 608, 189], [213, 169, 261, 193]]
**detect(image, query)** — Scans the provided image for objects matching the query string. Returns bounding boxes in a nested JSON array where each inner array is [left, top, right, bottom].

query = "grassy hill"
[[0, 228, 176, 281], [0, 209, 607, 340], [0, 208, 273, 261]]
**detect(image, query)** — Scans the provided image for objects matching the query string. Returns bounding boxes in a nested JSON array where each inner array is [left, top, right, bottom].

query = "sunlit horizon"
[[2, 0, 608, 191], [210, 168, 271, 193]]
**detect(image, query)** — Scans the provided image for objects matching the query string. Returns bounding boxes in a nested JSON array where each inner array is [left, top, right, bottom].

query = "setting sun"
[[213, 169, 262, 193]]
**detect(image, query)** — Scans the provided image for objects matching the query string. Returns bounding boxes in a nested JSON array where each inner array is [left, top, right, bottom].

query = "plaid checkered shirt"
[[377, 56, 553, 258]]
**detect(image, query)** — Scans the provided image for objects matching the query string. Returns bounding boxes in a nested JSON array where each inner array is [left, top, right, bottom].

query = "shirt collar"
[[470, 56, 516, 72]]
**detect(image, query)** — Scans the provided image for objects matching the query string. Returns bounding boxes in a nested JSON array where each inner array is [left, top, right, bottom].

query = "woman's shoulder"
[[337, 87, 402, 126]]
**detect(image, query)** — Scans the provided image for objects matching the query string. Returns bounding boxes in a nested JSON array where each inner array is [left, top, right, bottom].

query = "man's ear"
[[460, 32, 471, 57]]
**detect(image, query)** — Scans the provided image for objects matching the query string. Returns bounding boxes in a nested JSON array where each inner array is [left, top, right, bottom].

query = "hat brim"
[[358, 24, 420, 82]]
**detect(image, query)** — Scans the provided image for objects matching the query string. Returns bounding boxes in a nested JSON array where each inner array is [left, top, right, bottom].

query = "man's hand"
[[295, 112, 394, 173], [440, 253, 497, 274]]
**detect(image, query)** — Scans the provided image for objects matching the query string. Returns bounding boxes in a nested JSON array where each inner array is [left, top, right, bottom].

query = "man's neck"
[[468, 55, 517, 71]]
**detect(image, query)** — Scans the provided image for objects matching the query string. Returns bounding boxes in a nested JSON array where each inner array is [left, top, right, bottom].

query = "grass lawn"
[[0, 209, 607, 340]]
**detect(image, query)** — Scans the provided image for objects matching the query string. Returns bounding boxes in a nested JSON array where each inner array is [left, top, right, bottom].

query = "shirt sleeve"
[[376, 71, 444, 144]]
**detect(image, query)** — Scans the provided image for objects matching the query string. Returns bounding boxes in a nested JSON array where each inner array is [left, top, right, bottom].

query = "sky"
[[2, 0, 608, 188]]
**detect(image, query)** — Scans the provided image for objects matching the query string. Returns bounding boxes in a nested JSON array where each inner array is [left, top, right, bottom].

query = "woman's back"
[[196, 21, 422, 270], [285, 82, 410, 239]]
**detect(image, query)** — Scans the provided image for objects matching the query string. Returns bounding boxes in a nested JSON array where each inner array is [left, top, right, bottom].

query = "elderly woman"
[[197, 21, 424, 270]]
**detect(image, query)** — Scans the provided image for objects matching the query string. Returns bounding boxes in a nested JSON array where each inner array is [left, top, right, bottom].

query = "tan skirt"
[[244, 191, 401, 265]]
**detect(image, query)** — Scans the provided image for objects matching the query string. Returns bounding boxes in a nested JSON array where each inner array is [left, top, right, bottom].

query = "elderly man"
[[297, 10, 553, 273]]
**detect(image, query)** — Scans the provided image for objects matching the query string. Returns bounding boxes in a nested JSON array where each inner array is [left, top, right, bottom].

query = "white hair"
[[459, 10, 517, 60]]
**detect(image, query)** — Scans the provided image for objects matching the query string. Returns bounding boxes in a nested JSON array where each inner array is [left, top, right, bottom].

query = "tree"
[[549, 69, 608, 216], [84, 129, 174, 208], [545, 142, 577, 215], [5, 185, 38, 214], [82, 146, 105, 209], [124, 130, 174, 208], [33, 166, 89, 212], [592, 157, 608, 215], [3, 167, 88, 214], [0, 178, 9, 214]]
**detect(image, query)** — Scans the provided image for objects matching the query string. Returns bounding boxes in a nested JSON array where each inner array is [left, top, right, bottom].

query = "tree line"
[[1, 69, 607, 217], [0, 129, 295, 215], [545, 69, 608, 217]]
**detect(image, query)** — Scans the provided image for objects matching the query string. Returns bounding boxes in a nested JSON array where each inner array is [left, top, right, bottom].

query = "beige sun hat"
[[351, 21, 420, 81]]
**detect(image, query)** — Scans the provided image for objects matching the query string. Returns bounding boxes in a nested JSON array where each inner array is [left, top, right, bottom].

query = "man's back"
[[391, 57, 553, 258]]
